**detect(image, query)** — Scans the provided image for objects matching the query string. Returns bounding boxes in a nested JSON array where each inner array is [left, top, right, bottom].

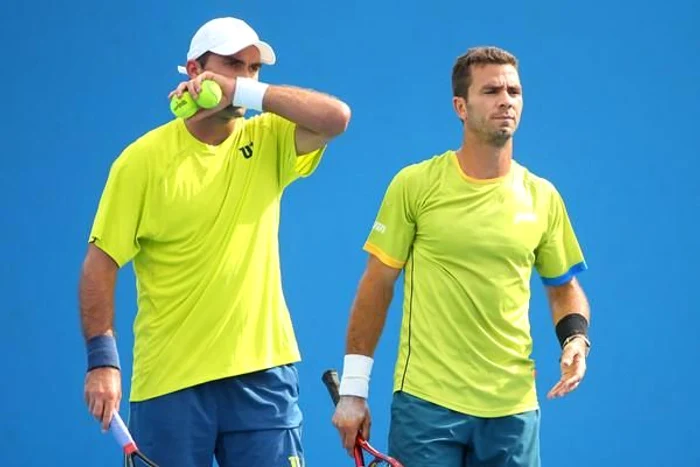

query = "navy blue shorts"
[[388, 391, 540, 467], [125, 364, 304, 467]]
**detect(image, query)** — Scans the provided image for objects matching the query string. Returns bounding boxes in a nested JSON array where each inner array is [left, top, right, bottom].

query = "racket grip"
[[322, 369, 341, 406], [109, 411, 135, 449]]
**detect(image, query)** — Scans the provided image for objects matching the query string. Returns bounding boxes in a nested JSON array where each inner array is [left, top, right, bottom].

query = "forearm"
[[339, 256, 400, 398], [345, 273, 395, 357], [547, 277, 590, 324], [262, 84, 351, 137], [79, 273, 116, 339], [79, 247, 118, 340], [339, 272, 394, 399], [547, 277, 591, 349]]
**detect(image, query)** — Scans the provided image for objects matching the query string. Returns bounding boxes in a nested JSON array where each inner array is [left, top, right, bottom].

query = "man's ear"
[[452, 96, 468, 124], [185, 59, 203, 79]]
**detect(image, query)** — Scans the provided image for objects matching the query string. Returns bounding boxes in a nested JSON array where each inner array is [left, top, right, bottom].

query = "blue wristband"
[[86, 334, 121, 371]]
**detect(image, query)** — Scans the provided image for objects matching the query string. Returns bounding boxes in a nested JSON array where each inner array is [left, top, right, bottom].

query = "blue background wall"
[[2, 0, 698, 465]]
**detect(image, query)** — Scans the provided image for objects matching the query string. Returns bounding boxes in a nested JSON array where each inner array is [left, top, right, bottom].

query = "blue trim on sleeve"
[[541, 261, 588, 286]]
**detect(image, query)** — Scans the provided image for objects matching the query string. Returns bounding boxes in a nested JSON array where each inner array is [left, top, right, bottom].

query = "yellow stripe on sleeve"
[[363, 242, 405, 270]]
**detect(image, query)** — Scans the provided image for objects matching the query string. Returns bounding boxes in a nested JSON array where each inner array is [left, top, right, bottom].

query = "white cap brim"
[[177, 40, 276, 75]]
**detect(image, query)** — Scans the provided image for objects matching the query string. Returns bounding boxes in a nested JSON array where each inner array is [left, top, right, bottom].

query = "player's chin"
[[488, 128, 515, 145], [230, 105, 247, 117], [216, 105, 246, 120]]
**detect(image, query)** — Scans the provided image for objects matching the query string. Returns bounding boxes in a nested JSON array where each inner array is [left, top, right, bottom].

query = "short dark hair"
[[196, 51, 213, 68], [452, 46, 518, 99]]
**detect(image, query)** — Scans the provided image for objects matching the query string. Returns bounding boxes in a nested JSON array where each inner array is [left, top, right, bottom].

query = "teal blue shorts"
[[388, 391, 540, 467]]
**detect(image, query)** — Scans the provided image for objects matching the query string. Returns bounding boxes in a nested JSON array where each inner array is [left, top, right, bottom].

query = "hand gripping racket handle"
[[109, 411, 137, 455], [322, 369, 342, 405], [323, 369, 366, 466]]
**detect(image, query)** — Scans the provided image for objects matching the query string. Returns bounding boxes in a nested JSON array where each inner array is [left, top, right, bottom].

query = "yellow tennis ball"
[[170, 91, 198, 119], [195, 80, 223, 109]]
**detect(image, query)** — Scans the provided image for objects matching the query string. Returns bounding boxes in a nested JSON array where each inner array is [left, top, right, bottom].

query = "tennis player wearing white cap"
[[80, 16, 350, 467]]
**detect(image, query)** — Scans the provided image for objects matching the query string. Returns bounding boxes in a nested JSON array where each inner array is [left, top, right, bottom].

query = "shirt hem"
[[540, 261, 588, 286], [130, 356, 302, 402], [395, 384, 540, 418], [363, 242, 405, 269], [89, 237, 130, 268]]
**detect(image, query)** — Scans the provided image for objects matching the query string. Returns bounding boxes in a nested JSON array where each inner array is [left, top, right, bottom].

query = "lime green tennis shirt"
[[89, 113, 325, 402], [364, 151, 586, 417]]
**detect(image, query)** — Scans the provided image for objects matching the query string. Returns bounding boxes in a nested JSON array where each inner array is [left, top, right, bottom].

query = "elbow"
[[324, 101, 352, 137]]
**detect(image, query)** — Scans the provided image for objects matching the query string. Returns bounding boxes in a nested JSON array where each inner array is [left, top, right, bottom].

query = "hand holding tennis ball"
[[169, 79, 223, 119], [195, 80, 223, 109], [169, 91, 199, 119]]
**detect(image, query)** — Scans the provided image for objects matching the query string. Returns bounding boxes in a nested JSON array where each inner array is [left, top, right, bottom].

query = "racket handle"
[[322, 369, 341, 405], [109, 411, 136, 453], [323, 369, 369, 466]]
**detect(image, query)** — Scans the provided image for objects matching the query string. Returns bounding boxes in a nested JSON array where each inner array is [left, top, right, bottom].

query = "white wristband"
[[232, 77, 269, 111], [339, 354, 374, 399]]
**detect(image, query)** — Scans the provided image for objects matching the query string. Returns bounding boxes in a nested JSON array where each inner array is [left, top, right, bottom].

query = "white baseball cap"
[[177, 17, 276, 75]]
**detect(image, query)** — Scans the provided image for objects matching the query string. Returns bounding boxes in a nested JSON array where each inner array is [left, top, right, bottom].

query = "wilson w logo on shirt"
[[239, 142, 254, 159]]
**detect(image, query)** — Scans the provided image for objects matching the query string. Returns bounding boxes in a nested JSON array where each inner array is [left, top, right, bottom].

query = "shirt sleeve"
[[88, 147, 150, 267], [266, 113, 327, 189], [534, 185, 587, 285], [363, 168, 418, 269]]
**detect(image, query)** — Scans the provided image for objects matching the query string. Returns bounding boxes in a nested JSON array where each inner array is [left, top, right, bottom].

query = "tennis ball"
[[195, 80, 223, 109], [170, 91, 198, 119]]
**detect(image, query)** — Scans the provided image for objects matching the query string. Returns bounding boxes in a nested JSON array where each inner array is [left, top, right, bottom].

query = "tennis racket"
[[322, 369, 404, 467], [109, 411, 159, 466]]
